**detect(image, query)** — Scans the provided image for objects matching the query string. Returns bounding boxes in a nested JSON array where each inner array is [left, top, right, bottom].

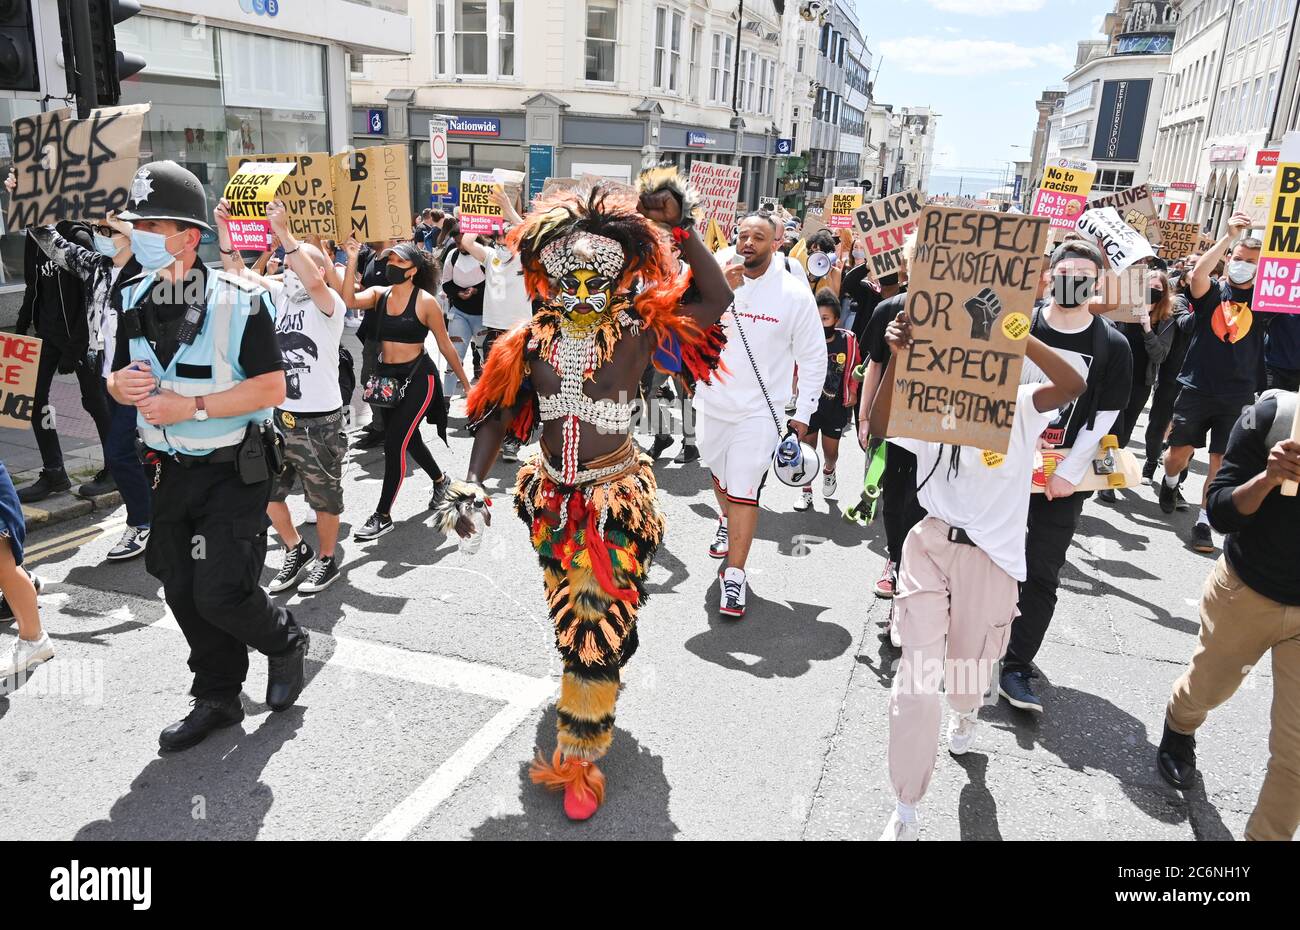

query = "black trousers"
[[882, 443, 925, 566], [1116, 380, 1153, 450], [1004, 491, 1089, 675], [32, 347, 112, 472], [1267, 365, 1300, 392], [1144, 378, 1182, 466], [146, 458, 304, 701]]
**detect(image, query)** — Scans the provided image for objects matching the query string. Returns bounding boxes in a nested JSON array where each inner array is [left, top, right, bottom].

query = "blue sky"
[[857, 0, 1117, 188]]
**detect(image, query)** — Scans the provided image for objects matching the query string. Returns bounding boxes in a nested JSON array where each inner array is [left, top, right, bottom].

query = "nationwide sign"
[[688, 131, 718, 148], [447, 116, 501, 137]]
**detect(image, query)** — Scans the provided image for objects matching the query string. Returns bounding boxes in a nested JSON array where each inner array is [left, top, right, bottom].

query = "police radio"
[[175, 301, 208, 346]]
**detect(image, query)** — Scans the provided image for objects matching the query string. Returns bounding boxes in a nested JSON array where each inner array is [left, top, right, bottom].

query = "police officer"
[[108, 161, 309, 752]]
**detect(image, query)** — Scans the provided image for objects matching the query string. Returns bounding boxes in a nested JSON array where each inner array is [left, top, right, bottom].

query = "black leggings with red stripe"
[[378, 355, 444, 516]]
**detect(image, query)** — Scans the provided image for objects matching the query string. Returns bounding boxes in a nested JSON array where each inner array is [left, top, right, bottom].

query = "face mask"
[[93, 234, 120, 258], [386, 263, 412, 286], [823, 324, 836, 338], [1227, 260, 1256, 286], [852, 249, 865, 262], [282, 269, 309, 304], [1052, 274, 1096, 309], [131, 229, 180, 271], [1148, 287, 1163, 306]]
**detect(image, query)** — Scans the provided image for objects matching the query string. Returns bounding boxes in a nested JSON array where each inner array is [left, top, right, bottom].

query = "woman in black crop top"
[[343, 241, 471, 542]]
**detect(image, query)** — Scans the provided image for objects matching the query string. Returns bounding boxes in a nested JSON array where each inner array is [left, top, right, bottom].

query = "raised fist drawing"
[[965, 287, 1002, 341]]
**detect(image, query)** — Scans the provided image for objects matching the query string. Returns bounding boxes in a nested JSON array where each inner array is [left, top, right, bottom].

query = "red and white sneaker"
[[709, 519, 730, 559], [720, 567, 747, 619], [875, 561, 896, 600]]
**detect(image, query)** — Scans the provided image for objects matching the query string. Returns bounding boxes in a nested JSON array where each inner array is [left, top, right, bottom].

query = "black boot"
[[159, 698, 245, 752], [266, 630, 310, 712], [1157, 721, 1197, 790], [18, 468, 71, 504], [76, 468, 117, 498]]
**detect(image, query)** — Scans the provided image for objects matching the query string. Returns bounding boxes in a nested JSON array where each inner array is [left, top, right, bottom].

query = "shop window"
[[586, 0, 618, 83]]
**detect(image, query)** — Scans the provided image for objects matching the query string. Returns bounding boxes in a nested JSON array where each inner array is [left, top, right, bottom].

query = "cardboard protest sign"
[[887, 206, 1050, 453], [222, 162, 296, 250], [759, 196, 780, 212], [227, 153, 336, 240], [0, 333, 42, 430], [828, 187, 864, 230], [1156, 221, 1200, 260], [854, 188, 924, 278], [1240, 172, 1273, 230], [1256, 133, 1300, 315], [9, 105, 149, 227], [1075, 207, 1154, 271], [1032, 157, 1096, 230], [688, 162, 743, 229], [458, 172, 505, 235], [1090, 184, 1161, 245], [331, 145, 411, 244], [801, 199, 827, 240]]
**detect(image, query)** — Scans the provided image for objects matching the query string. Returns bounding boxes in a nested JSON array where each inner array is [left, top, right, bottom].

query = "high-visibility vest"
[[123, 269, 275, 456]]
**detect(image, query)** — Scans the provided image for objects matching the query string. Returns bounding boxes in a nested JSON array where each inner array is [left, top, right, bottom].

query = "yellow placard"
[[829, 187, 864, 230], [222, 162, 296, 249]]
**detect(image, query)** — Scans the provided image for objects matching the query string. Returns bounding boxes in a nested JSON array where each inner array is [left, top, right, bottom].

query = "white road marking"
[[25, 515, 129, 564], [148, 610, 554, 839]]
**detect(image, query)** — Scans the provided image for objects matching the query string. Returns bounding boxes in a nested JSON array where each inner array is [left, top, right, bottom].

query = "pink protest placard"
[[226, 219, 272, 251]]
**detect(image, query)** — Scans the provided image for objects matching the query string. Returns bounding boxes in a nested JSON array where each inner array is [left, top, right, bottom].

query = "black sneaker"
[[17, 468, 71, 504], [158, 697, 244, 753], [1141, 460, 1158, 485], [999, 669, 1043, 713], [298, 557, 341, 594], [1156, 721, 1198, 790], [1097, 488, 1118, 504], [649, 435, 675, 459], [1191, 522, 1215, 553], [1175, 488, 1190, 511], [429, 475, 451, 510], [0, 572, 43, 623], [355, 513, 394, 542], [501, 437, 522, 463], [75, 468, 117, 498], [674, 443, 701, 465], [1157, 477, 1179, 514], [266, 630, 310, 712], [269, 540, 315, 593]]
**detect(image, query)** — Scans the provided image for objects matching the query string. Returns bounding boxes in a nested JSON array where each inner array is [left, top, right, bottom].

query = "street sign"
[[366, 109, 386, 136], [775, 138, 793, 156], [430, 118, 448, 187], [1167, 201, 1188, 221], [528, 145, 554, 203]]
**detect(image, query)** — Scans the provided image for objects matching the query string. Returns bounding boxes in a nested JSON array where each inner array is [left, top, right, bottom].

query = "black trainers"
[[158, 697, 244, 752], [674, 443, 701, 464], [501, 436, 522, 463], [355, 513, 394, 542], [269, 540, 315, 593], [298, 557, 341, 594], [429, 475, 451, 510], [1156, 721, 1198, 790], [0, 572, 43, 623], [649, 435, 675, 459], [76, 468, 117, 498], [1175, 488, 1190, 511], [1191, 522, 1215, 553], [266, 630, 310, 712], [17, 468, 71, 504], [1157, 477, 1179, 514], [999, 669, 1044, 713], [354, 430, 385, 450]]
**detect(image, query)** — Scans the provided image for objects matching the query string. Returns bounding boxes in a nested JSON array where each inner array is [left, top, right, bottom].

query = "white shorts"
[[695, 411, 778, 506]]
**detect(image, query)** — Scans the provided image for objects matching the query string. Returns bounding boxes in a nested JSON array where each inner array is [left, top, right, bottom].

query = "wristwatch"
[[194, 396, 209, 422]]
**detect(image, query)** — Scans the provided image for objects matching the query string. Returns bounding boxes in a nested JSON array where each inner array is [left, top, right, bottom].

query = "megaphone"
[[807, 251, 833, 279]]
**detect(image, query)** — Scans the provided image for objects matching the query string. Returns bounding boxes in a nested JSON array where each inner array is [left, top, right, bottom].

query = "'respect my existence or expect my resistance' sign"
[[887, 206, 1050, 454]]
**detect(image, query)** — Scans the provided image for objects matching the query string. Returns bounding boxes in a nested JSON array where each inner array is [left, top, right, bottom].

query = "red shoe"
[[530, 749, 606, 821], [874, 561, 896, 600]]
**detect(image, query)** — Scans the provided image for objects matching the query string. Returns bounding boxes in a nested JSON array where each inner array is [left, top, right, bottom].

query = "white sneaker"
[[948, 710, 979, 755], [0, 632, 54, 678], [822, 471, 838, 497], [795, 487, 814, 511], [106, 526, 149, 561], [720, 567, 747, 619], [878, 810, 919, 841]]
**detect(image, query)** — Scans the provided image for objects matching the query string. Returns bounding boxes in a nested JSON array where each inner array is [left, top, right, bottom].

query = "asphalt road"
[[0, 401, 1273, 841]]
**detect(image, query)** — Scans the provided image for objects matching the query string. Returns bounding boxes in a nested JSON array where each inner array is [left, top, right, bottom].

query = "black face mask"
[[386, 264, 412, 286], [823, 324, 836, 338], [1148, 287, 1164, 306], [1052, 275, 1096, 309]]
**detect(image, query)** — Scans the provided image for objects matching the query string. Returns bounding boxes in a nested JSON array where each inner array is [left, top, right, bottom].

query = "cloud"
[[926, 0, 1047, 12], [877, 36, 1072, 76]]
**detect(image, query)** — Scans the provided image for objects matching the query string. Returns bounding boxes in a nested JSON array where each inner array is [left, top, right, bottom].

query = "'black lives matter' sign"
[[888, 206, 1049, 453], [9, 105, 149, 228]]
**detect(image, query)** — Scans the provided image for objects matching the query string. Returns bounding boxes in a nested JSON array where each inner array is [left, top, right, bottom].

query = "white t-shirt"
[[271, 273, 347, 414], [889, 382, 1056, 582], [481, 250, 531, 330], [448, 249, 486, 288]]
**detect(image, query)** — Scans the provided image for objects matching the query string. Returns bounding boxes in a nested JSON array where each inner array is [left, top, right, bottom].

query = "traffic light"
[[0, 0, 40, 92], [60, 0, 146, 113]]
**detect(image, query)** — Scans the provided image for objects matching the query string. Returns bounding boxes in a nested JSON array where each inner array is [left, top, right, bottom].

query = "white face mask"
[[1227, 260, 1257, 286], [282, 269, 310, 304]]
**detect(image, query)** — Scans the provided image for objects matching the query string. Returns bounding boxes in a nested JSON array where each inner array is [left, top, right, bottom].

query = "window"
[[1265, 69, 1280, 129], [435, 1, 447, 74], [585, 0, 617, 82], [653, 6, 682, 92], [499, 0, 515, 77], [689, 25, 702, 99], [745, 50, 757, 111], [738, 49, 750, 109], [455, 0, 488, 75], [437, 1, 515, 79], [819, 24, 830, 55], [1251, 76, 1264, 128], [797, 43, 804, 74], [761, 58, 774, 115], [710, 32, 733, 104], [670, 10, 682, 92]]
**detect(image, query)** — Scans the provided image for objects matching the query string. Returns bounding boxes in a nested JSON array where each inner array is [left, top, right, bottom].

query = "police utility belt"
[[138, 421, 286, 485]]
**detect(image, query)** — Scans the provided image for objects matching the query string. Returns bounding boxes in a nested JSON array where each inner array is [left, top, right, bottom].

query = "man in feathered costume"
[[438, 167, 732, 820]]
